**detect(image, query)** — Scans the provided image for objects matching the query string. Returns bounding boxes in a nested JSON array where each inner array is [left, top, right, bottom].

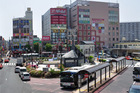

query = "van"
[[19, 67, 27, 77]]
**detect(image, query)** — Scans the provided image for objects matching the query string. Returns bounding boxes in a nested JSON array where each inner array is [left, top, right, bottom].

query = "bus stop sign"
[[84, 74, 89, 78]]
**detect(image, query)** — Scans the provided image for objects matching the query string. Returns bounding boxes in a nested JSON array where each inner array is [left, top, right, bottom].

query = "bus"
[[133, 63, 140, 81], [60, 64, 96, 88]]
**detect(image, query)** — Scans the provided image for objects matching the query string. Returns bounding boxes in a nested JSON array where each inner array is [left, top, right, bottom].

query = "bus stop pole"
[[94, 72, 96, 88], [88, 77, 89, 92]]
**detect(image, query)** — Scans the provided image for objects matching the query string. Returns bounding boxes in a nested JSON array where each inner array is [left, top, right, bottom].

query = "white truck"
[[16, 57, 23, 66]]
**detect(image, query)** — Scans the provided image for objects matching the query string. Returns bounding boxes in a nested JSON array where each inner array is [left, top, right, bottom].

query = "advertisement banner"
[[42, 36, 50, 41], [50, 8, 67, 15], [13, 33, 19, 36], [21, 33, 29, 36], [92, 19, 105, 33], [51, 16, 59, 19], [59, 16, 66, 19]]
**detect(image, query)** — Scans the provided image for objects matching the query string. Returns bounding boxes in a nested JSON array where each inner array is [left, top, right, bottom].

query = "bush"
[[99, 59, 106, 62], [44, 72, 51, 78], [29, 70, 44, 77]]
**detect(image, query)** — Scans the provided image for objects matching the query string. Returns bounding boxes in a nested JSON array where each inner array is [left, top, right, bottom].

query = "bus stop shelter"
[[78, 63, 110, 92], [109, 57, 126, 73]]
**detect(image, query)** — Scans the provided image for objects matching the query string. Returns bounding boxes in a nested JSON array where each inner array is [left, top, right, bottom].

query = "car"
[[0, 59, 3, 63], [111, 54, 118, 58], [0, 63, 3, 69], [4, 59, 9, 63], [127, 83, 140, 93], [15, 66, 20, 73], [133, 57, 140, 61], [125, 56, 133, 60], [19, 67, 27, 77], [20, 72, 30, 81]]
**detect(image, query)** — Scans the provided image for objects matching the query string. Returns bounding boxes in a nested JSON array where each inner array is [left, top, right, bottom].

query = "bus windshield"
[[60, 72, 75, 82]]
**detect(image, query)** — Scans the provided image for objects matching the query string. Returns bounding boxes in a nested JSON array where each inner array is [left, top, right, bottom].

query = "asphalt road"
[[0, 58, 32, 93], [96, 60, 139, 93]]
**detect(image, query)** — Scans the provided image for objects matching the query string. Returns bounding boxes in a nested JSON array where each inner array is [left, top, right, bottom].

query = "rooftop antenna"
[[58, 0, 60, 6]]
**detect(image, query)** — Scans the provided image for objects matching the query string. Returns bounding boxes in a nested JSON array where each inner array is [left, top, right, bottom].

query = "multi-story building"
[[42, 8, 67, 51], [67, 0, 120, 49], [120, 22, 140, 42], [12, 8, 33, 57]]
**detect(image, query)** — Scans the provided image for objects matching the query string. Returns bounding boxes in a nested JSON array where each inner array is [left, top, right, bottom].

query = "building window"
[[84, 31, 86, 36], [109, 38, 111, 41], [79, 25, 82, 30], [113, 38, 115, 41], [116, 38, 118, 41], [112, 27, 115, 30], [116, 27, 119, 30], [116, 32, 119, 35], [79, 31, 82, 36], [113, 32, 115, 36], [109, 27, 111, 30], [87, 26, 90, 30], [108, 32, 110, 35], [88, 32, 90, 35]]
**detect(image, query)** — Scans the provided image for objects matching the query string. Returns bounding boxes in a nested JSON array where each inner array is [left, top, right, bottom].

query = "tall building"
[[120, 22, 140, 42], [42, 8, 67, 51], [67, 0, 120, 48], [12, 8, 33, 57]]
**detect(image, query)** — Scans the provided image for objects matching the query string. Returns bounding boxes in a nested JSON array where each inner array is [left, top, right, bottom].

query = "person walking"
[[131, 59, 134, 66]]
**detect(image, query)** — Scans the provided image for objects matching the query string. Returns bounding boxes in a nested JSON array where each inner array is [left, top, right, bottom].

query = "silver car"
[[19, 67, 27, 77], [15, 66, 20, 73], [21, 72, 30, 81]]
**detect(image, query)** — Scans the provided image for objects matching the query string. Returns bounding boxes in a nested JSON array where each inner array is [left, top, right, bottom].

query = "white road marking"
[[5, 78, 7, 81], [133, 81, 136, 85], [32, 83, 44, 86]]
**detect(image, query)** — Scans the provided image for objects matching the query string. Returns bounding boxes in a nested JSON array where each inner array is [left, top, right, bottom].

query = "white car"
[[19, 67, 27, 77], [15, 66, 20, 73], [21, 72, 30, 81]]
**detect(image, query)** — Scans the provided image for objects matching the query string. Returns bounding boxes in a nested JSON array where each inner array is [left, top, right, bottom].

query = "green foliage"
[[25, 44, 31, 52], [45, 43, 52, 51], [34, 43, 39, 53], [75, 45, 81, 52], [30, 70, 44, 77], [99, 59, 106, 62], [88, 56, 94, 63], [58, 64, 65, 71]]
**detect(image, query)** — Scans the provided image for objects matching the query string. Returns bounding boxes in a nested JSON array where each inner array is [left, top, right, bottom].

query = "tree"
[[75, 45, 81, 52], [88, 56, 94, 63], [45, 43, 52, 51], [25, 44, 31, 52], [34, 43, 39, 53]]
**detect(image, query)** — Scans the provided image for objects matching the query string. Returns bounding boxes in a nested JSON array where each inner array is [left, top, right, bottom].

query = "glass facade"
[[108, 10, 119, 25]]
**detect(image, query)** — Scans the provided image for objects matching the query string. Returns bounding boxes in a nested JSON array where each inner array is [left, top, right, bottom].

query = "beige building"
[[69, 0, 120, 49], [112, 42, 140, 56]]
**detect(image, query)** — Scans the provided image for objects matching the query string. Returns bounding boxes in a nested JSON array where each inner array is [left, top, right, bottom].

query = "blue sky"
[[0, 0, 140, 40]]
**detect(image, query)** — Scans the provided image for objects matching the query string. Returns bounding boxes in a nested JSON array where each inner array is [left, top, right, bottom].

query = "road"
[[0, 57, 75, 93], [95, 60, 139, 93], [0, 57, 139, 93]]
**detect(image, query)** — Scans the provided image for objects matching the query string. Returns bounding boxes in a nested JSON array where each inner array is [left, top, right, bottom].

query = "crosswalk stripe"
[[2, 63, 16, 66]]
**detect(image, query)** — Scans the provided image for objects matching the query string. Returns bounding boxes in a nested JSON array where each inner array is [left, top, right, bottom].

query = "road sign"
[[84, 74, 89, 78]]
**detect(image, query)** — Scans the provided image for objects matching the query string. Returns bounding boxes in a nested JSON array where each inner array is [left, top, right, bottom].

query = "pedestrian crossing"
[[126, 65, 134, 67], [2, 63, 16, 66]]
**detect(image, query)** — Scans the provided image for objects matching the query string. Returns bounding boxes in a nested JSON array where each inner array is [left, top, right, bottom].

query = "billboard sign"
[[50, 8, 67, 15], [42, 36, 50, 41], [92, 19, 105, 33]]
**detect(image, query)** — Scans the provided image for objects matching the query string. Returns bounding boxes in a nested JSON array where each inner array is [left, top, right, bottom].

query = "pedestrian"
[[131, 60, 134, 66]]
